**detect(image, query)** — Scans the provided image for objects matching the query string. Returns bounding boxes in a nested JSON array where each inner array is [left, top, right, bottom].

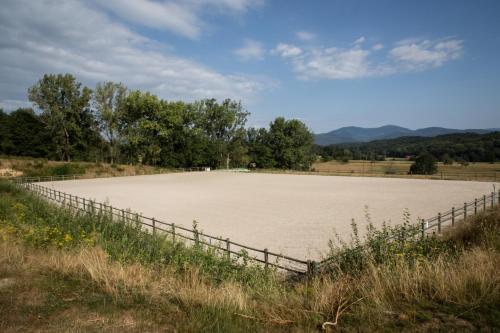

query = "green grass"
[[1, 179, 499, 332]]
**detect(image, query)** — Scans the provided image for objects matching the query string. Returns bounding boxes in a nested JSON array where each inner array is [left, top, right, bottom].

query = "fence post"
[[226, 238, 230, 259], [451, 207, 455, 226], [194, 229, 199, 246], [172, 223, 176, 242], [152, 218, 156, 235], [437, 212, 441, 233], [474, 199, 477, 215], [264, 248, 269, 268], [307, 260, 316, 276], [122, 209, 125, 222], [491, 192, 494, 209], [483, 195, 486, 211], [421, 219, 426, 239], [464, 203, 467, 220]]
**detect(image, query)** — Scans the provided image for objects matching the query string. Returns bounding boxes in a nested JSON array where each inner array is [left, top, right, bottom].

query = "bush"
[[409, 153, 437, 175]]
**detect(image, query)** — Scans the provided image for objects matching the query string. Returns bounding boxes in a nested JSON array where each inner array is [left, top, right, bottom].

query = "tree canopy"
[[1, 73, 316, 171]]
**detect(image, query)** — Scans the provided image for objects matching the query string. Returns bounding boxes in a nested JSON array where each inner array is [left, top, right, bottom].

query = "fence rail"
[[10, 171, 500, 276], [12, 176, 310, 274], [310, 169, 499, 181], [317, 188, 500, 269]]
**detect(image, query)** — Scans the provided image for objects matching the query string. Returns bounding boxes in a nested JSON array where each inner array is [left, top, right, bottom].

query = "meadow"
[[0, 180, 499, 332]]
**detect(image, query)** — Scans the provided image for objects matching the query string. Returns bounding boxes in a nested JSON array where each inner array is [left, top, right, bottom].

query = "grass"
[[312, 159, 500, 181], [1, 180, 499, 332], [0, 157, 165, 179]]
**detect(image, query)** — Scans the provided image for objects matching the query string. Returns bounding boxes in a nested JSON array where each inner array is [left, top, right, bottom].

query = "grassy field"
[[0, 157, 164, 179], [1, 180, 499, 332], [312, 159, 500, 181]]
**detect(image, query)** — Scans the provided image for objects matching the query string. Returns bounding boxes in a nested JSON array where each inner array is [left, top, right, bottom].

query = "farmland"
[[312, 159, 500, 181]]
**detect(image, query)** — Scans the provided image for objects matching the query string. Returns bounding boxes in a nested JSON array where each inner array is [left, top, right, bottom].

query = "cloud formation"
[[0, 0, 268, 110], [296, 31, 316, 41], [234, 39, 265, 61], [92, 0, 264, 39], [273, 37, 463, 80], [272, 43, 303, 58]]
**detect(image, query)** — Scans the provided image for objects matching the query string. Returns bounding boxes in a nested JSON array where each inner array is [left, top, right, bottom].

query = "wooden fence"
[[317, 188, 500, 270], [11, 172, 500, 276], [13, 178, 310, 274]]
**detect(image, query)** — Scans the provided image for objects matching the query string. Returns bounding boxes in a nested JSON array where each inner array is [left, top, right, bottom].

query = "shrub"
[[409, 152, 437, 175]]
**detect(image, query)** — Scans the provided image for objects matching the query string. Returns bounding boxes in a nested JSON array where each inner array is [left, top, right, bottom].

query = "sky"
[[0, 0, 499, 133]]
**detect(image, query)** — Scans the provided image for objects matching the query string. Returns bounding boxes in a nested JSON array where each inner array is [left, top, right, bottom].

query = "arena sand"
[[41, 172, 499, 260]]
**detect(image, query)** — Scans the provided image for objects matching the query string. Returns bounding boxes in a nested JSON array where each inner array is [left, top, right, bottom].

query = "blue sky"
[[1, 0, 499, 132]]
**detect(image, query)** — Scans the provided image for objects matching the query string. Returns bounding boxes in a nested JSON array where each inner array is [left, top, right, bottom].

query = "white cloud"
[[234, 39, 265, 61], [92, 0, 264, 39], [296, 31, 316, 41], [389, 39, 463, 70], [272, 43, 303, 58], [353, 36, 366, 45], [273, 37, 463, 80], [291, 47, 372, 80], [93, 0, 202, 39], [0, 0, 270, 109]]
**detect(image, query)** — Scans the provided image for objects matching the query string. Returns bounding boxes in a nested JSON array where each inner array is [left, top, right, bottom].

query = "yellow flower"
[[64, 234, 73, 242]]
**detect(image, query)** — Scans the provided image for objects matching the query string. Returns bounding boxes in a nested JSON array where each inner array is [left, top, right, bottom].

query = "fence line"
[[11, 172, 500, 276], [12, 177, 309, 274], [317, 188, 500, 270]]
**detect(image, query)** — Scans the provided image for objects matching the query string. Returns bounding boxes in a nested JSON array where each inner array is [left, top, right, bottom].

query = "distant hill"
[[314, 125, 500, 146]]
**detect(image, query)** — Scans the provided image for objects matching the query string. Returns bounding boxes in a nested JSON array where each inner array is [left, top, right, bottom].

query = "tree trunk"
[[63, 127, 71, 162]]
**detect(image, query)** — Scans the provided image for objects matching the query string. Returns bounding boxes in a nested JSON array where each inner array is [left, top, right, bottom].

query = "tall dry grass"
[[0, 242, 248, 312]]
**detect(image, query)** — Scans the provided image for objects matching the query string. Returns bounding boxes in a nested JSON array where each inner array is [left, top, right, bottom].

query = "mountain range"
[[314, 125, 500, 146]]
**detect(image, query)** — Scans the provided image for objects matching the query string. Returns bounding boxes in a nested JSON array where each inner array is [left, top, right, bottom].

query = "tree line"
[[0, 74, 315, 170], [316, 132, 500, 163]]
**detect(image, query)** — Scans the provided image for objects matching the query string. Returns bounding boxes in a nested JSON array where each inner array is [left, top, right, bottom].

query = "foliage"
[[247, 117, 315, 170], [0, 108, 53, 157], [324, 210, 458, 276], [1, 180, 499, 331], [93, 81, 128, 164], [409, 152, 438, 175], [0, 181, 272, 286], [317, 132, 500, 163], [28, 73, 100, 162], [2, 73, 314, 171]]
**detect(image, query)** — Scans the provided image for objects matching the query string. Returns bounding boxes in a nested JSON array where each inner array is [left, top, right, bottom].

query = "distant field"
[[41, 172, 499, 260], [312, 160, 500, 181]]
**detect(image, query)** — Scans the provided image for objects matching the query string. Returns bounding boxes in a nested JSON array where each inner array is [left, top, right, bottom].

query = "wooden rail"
[[13, 176, 309, 274]]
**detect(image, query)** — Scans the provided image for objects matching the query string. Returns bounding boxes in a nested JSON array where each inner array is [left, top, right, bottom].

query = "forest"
[[316, 132, 500, 163], [0, 74, 315, 170]]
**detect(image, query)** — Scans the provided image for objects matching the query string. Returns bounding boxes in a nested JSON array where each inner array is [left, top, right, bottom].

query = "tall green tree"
[[267, 117, 315, 170], [94, 81, 127, 163], [119, 91, 163, 165], [246, 127, 275, 168], [0, 108, 53, 157], [195, 99, 249, 168], [28, 74, 93, 161]]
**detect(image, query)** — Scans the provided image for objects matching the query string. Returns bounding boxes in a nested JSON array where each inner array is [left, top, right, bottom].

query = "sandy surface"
[[41, 172, 498, 260]]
